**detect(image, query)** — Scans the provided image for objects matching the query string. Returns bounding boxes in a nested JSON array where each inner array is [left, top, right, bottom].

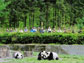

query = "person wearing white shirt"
[[47, 27, 52, 33], [19, 29, 23, 33]]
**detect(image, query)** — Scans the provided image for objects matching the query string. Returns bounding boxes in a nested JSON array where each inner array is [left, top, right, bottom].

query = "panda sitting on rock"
[[38, 51, 59, 60]]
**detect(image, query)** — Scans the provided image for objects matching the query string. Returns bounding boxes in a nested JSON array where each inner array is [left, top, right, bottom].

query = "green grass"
[[3, 54, 84, 63], [0, 44, 5, 46]]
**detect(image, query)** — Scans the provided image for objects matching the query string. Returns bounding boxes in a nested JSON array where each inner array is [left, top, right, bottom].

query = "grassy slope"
[[4, 55, 84, 63]]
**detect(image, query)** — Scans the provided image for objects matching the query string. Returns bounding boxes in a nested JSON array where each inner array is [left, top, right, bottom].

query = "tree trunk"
[[24, 15, 27, 27], [9, 16, 12, 27], [46, 3, 49, 28], [39, 15, 41, 27], [39, 7, 42, 27], [29, 13, 31, 29], [53, 5, 56, 28], [13, 15, 17, 28], [32, 13, 34, 27], [54, 5, 56, 28], [16, 20, 19, 28], [53, 5, 55, 28]]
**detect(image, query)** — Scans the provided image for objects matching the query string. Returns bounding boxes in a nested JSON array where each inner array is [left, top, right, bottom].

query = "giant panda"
[[14, 52, 23, 59], [38, 51, 45, 60], [38, 51, 59, 60]]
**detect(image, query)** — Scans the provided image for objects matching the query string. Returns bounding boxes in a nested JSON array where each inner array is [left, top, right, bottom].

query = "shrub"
[[0, 32, 84, 44]]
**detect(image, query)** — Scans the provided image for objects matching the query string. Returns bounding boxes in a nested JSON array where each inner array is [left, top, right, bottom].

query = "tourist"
[[64, 28, 66, 33], [19, 29, 24, 33], [47, 27, 52, 33], [30, 27, 36, 32], [33, 27, 37, 32], [24, 27, 28, 32], [10, 28, 13, 32], [52, 28, 56, 32], [30, 27, 34, 32], [40, 27, 45, 33], [57, 28, 63, 32], [6, 28, 9, 32], [37, 27, 40, 32], [14, 28, 18, 32]]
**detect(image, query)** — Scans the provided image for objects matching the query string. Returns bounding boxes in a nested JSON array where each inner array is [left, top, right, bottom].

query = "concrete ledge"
[[0, 45, 84, 55]]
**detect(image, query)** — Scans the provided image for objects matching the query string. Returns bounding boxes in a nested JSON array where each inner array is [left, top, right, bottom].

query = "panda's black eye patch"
[[46, 52, 48, 55], [41, 51, 43, 52], [17, 54, 19, 56]]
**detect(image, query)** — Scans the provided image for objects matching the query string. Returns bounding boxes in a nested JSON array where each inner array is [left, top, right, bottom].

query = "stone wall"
[[45, 45, 69, 54], [0, 46, 9, 58], [0, 44, 84, 58], [9, 44, 84, 55], [60, 45, 84, 55]]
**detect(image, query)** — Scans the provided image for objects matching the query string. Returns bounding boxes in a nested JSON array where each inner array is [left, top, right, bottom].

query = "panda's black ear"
[[41, 51, 43, 52], [46, 52, 48, 55], [15, 54, 18, 59]]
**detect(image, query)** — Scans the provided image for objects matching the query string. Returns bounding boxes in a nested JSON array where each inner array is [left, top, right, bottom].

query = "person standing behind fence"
[[30, 27, 37, 32], [19, 29, 24, 33], [6, 28, 9, 32], [24, 27, 28, 32], [47, 27, 52, 33], [53, 28, 56, 32], [40, 27, 45, 33], [10, 28, 13, 32]]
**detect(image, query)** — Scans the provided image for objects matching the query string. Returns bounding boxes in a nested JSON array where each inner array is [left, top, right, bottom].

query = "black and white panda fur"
[[14, 52, 23, 59], [38, 51, 59, 60]]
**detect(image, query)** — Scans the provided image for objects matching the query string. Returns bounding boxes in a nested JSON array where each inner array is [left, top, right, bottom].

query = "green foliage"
[[0, 0, 9, 11], [0, 0, 10, 27], [77, 17, 84, 29], [0, 32, 84, 44], [0, 0, 84, 28]]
